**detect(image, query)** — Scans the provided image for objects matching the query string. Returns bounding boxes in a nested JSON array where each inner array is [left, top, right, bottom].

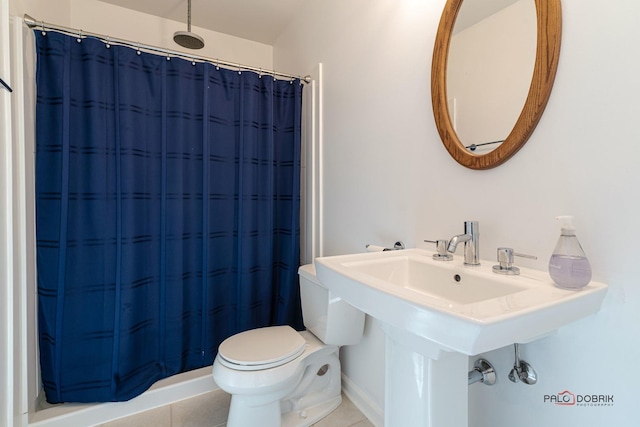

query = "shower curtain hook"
[[258, 68, 263, 78], [105, 36, 111, 49], [237, 65, 242, 75], [191, 58, 196, 66], [40, 20, 46, 36], [136, 43, 141, 55], [77, 29, 83, 43], [272, 70, 276, 82], [215, 59, 220, 70]]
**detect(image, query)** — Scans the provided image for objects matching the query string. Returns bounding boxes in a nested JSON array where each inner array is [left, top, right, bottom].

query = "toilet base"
[[227, 396, 281, 427], [281, 394, 342, 427], [226, 393, 341, 427]]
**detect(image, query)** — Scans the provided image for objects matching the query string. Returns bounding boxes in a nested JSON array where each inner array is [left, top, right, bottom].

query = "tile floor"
[[312, 395, 374, 427], [99, 390, 373, 427]]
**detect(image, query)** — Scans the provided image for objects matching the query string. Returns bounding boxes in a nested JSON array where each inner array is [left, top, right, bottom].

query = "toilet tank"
[[298, 264, 364, 346]]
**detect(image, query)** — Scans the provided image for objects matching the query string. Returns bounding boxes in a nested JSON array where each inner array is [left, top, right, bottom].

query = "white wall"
[[10, 0, 72, 26], [274, 0, 639, 425]]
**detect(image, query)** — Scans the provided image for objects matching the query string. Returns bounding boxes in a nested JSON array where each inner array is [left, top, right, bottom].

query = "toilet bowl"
[[213, 327, 341, 427], [212, 264, 365, 427]]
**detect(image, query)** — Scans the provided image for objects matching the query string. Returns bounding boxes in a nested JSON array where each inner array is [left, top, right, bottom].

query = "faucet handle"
[[424, 239, 453, 261], [492, 247, 537, 275]]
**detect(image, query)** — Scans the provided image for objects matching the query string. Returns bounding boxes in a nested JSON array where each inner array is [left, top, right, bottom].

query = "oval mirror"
[[431, 0, 562, 169]]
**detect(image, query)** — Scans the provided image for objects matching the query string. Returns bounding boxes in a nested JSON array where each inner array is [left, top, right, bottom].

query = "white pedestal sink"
[[314, 249, 607, 427]]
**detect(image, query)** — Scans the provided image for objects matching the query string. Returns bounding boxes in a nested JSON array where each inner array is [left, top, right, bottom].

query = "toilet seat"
[[218, 325, 306, 371]]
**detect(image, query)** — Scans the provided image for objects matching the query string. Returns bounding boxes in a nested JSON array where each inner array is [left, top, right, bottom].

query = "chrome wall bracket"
[[468, 358, 496, 386]]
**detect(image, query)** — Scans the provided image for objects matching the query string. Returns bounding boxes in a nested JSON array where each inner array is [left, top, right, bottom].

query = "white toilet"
[[212, 264, 365, 427]]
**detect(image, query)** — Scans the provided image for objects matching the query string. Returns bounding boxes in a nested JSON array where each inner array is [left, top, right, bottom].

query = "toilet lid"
[[218, 325, 306, 371]]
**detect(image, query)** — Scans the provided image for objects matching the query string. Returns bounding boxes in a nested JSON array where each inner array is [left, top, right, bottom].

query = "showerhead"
[[174, 0, 204, 49], [173, 31, 205, 49]]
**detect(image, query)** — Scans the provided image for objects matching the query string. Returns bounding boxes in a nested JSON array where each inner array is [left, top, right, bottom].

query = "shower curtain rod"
[[23, 14, 311, 84]]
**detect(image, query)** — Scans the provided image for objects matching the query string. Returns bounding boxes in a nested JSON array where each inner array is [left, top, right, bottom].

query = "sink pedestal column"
[[383, 324, 468, 427]]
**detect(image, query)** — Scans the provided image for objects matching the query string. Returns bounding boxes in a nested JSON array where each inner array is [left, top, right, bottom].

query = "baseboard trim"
[[341, 373, 383, 427]]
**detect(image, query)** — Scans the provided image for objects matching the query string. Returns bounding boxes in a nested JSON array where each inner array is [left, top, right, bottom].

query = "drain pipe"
[[468, 359, 496, 386]]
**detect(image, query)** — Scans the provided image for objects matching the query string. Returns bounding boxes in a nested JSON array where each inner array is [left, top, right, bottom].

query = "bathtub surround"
[[1, 0, 15, 425], [34, 30, 303, 403], [2, 1, 310, 424]]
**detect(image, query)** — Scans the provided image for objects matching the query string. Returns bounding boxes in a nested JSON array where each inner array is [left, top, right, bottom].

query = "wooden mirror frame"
[[431, 0, 562, 170]]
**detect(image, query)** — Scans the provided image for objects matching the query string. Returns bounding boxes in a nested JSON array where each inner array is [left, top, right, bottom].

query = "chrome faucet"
[[447, 221, 480, 265]]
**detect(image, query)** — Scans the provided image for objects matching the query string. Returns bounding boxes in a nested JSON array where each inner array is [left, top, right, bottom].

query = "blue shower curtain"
[[35, 31, 303, 403]]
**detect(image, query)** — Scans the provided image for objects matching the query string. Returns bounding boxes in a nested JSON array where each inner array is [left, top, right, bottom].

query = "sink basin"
[[315, 248, 607, 355], [345, 256, 530, 305]]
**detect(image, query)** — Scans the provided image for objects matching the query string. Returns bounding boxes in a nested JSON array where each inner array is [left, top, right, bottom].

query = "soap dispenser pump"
[[548, 215, 592, 290]]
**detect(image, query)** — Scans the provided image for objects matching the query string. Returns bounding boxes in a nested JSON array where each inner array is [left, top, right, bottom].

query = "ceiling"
[[97, 0, 305, 45], [98, 0, 524, 45]]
